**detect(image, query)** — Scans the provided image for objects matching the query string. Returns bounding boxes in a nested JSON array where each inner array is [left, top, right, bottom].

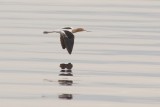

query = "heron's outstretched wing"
[[63, 31, 75, 54], [60, 35, 65, 49]]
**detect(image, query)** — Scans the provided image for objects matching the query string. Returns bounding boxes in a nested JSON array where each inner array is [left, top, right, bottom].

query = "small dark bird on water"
[[43, 27, 90, 54]]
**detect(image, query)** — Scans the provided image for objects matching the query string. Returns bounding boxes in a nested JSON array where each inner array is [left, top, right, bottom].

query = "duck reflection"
[[58, 63, 73, 100]]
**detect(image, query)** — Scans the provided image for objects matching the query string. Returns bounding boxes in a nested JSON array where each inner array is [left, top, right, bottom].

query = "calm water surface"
[[0, 0, 160, 107]]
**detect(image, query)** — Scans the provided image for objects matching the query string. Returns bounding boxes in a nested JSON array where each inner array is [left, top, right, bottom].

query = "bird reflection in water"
[[58, 63, 73, 100], [58, 79, 73, 86], [59, 63, 73, 77], [60, 63, 73, 69], [59, 94, 73, 100], [59, 70, 73, 76]]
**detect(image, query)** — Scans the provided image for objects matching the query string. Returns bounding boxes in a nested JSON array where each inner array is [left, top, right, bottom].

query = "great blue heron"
[[43, 27, 90, 54]]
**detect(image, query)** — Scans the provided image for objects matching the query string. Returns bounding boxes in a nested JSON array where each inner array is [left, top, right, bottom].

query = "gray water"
[[0, 0, 160, 107]]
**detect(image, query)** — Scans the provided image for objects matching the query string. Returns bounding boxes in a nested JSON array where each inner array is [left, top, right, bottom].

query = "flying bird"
[[43, 27, 90, 54]]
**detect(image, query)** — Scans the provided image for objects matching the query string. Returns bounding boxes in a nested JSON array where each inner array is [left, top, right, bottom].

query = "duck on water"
[[43, 27, 90, 54]]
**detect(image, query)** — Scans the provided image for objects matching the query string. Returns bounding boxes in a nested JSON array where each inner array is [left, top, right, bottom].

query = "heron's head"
[[72, 28, 90, 33]]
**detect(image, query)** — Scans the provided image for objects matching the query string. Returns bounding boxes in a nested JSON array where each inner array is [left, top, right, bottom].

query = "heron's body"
[[43, 27, 89, 54]]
